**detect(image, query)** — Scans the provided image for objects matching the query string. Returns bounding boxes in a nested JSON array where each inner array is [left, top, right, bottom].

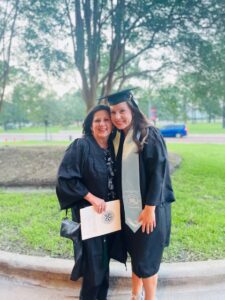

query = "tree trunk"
[[0, 0, 20, 112]]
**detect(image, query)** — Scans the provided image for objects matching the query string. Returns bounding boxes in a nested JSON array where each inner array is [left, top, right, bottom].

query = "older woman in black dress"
[[56, 105, 126, 300]]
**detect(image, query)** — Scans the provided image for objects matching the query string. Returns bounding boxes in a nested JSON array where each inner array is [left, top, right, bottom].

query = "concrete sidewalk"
[[0, 250, 225, 290]]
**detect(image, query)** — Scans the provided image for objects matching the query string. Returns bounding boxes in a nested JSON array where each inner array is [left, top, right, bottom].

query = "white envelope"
[[80, 199, 121, 240]]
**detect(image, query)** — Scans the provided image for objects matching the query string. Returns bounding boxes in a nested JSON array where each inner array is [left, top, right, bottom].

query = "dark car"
[[159, 124, 188, 138]]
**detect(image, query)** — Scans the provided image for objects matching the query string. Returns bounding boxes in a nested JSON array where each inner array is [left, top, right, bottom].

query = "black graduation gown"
[[56, 135, 126, 283], [115, 126, 175, 278]]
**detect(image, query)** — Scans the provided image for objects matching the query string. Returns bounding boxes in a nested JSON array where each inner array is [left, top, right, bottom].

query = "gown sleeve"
[[144, 127, 173, 206], [56, 138, 89, 210]]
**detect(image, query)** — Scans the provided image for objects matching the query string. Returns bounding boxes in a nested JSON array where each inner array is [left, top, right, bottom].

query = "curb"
[[0, 251, 225, 289]]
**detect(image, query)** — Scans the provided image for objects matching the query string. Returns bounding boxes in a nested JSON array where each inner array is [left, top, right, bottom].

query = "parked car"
[[159, 124, 188, 138]]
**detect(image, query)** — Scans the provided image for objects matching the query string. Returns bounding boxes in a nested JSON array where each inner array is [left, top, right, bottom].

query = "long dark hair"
[[126, 100, 150, 152], [82, 105, 111, 136]]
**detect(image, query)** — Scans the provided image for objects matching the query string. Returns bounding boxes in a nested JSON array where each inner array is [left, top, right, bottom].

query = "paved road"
[[157, 283, 225, 300], [165, 134, 225, 144], [1, 275, 225, 300], [1, 132, 225, 143], [0, 276, 127, 300], [0, 132, 81, 142]]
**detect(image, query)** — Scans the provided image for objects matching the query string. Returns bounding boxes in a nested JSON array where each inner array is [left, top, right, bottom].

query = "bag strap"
[[61, 209, 69, 220]]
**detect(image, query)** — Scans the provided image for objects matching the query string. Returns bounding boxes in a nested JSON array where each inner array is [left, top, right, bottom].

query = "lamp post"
[[44, 119, 49, 141]]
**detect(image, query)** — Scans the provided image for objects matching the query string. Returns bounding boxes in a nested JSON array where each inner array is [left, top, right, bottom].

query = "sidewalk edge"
[[0, 251, 225, 288]]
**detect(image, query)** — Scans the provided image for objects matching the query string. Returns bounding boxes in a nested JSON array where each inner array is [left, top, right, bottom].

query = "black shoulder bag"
[[60, 209, 80, 241]]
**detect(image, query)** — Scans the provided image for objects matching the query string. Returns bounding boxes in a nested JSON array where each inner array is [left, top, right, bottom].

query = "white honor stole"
[[114, 129, 143, 233]]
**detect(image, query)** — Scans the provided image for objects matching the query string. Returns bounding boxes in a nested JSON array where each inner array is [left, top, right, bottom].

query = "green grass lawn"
[[0, 144, 225, 262], [164, 143, 225, 262], [0, 191, 73, 258], [186, 122, 225, 134]]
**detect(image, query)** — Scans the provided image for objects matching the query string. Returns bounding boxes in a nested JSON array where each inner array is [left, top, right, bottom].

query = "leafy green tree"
[[176, 34, 225, 124], [21, 0, 225, 111], [0, 0, 20, 111], [0, 101, 14, 128], [0, 73, 56, 127], [156, 85, 182, 122], [1, 0, 225, 116], [59, 91, 86, 126], [30, 92, 59, 125]]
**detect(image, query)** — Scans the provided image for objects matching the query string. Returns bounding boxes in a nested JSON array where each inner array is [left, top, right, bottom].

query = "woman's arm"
[[138, 127, 168, 233], [56, 139, 89, 209], [84, 192, 106, 214]]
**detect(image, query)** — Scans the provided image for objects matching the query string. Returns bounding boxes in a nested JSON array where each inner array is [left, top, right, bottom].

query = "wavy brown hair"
[[125, 100, 151, 152]]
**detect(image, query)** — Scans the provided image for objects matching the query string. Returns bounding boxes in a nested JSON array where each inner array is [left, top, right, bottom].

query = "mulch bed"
[[0, 146, 181, 188]]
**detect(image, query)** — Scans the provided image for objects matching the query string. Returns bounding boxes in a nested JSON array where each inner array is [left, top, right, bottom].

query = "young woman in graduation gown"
[[107, 90, 175, 300], [56, 105, 126, 300]]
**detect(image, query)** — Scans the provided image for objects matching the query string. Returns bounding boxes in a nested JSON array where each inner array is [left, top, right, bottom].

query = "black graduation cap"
[[98, 88, 139, 108]]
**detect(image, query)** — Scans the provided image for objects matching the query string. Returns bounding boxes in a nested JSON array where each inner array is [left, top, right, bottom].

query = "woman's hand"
[[84, 192, 106, 214], [138, 205, 156, 234], [92, 197, 106, 214]]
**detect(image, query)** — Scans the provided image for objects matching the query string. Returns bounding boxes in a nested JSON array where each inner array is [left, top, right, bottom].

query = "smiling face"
[[110, 102, 133, 134], [91, 110, 112, 141]]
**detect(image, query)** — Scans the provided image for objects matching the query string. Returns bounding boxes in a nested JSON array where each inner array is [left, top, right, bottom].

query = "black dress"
[[115, 126, 175, 278], [56, 135, 126, 300]]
